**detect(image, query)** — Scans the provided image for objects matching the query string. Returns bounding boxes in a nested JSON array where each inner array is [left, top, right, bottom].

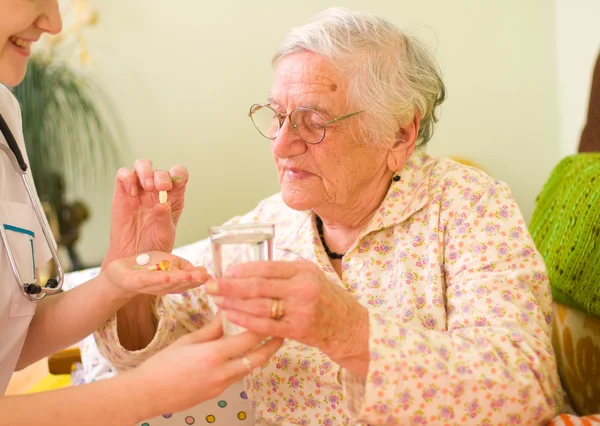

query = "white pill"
[[159, 191, 168, 204], [136, 253, 150, 266]]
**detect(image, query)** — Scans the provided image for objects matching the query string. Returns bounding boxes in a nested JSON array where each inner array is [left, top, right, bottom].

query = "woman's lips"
[[284, 167, 314, 179]]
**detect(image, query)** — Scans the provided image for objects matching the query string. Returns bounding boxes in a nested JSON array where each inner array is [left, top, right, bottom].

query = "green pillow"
[[530, 153, 600, 318]]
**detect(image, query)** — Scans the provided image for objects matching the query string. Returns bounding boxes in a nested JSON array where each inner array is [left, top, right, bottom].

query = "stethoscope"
[[0, 111, 64, 302]]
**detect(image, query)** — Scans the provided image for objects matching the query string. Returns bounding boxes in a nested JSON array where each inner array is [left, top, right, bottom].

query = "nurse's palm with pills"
[[105, 158, 189, 264], [105, 251, 210, 297]]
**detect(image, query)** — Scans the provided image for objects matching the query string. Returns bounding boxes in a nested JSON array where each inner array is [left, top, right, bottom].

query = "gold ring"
[[270, 299, 285, 320], [242, 356, 252, 373], [270, 299, 279, 319]]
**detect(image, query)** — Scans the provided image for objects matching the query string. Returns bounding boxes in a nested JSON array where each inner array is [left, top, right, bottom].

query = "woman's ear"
[[387, 114, 420, 171]]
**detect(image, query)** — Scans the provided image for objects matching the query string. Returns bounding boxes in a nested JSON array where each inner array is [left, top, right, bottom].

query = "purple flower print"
[[438, 346, 450, 361], [328, 394, 340, 408], [422, 386, 437, 400], [465, 399, 480, 418], [510, 228, 522, 239], [456, 364, 473, 375], [452, 383, 465, 398], [491, 397, 505, 409], [413, 365, 427, 378], [288, 376, 301, 389], [286, 398, 298, 411], [373, 404, 390, 415], [422, 314, 437, 329], [402, 309, 414, 323], [305, 398, 317, 408], [484, 224, 496, 234], [521, 247, 533, 257], [277, 356, 290, 369], [518, 361, 530, 374], [474, 317, 488, 327], [400, 390, 412, 406], [482, 351, 497, 363], [508, 413, 522, 424], [370, 373, 384, 387], [410, 413, 427, 424], [439, 405, 454, 419]]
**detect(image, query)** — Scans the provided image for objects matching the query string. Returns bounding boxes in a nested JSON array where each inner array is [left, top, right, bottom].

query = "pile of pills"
[[134, 254, 171, 271]]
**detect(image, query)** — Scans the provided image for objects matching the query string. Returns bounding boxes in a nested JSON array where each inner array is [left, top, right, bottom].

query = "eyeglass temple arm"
[[323, 110, 364, 125]]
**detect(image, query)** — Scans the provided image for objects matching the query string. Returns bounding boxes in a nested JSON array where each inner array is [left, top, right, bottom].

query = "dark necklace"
[[315, 215, 345, 259]]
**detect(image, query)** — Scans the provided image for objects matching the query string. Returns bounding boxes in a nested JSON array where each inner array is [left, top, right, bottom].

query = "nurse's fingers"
[[176, 315, 224, 345], [134, 158, 155, 191], [128, 269, 210, 296], [220, 335, 283, 378]]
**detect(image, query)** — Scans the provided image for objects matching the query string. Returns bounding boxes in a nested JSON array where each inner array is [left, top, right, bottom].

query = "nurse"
[[0, 1, 282, 425]]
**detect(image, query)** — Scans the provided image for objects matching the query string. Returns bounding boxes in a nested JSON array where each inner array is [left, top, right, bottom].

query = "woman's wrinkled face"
[[270, 51, 393, 213], [0, 0, 62, 87]]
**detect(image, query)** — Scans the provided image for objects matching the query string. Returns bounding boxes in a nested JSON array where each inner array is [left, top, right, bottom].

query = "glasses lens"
[[290, 109, 325, 144], [250, 104, 279, 139]]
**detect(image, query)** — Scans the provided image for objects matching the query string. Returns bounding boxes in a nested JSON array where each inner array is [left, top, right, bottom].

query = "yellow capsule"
[[159, 191, 168, 204], [158, 260, 171, 271]]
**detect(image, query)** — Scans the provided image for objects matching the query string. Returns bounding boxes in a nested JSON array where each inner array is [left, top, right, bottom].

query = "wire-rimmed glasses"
[[249, 103, 363, 145]]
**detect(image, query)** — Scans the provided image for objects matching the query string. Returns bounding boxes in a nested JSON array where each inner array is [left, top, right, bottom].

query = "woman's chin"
[[280, 186, 319, 212], [0, 64, 27, 87]]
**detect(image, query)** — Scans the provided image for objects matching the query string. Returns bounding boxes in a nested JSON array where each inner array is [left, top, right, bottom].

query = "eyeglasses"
[[248, 103, 363, 145]]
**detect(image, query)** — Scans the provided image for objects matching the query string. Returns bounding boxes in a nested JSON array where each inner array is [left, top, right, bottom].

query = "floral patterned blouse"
[[95, 149, 562, 425]]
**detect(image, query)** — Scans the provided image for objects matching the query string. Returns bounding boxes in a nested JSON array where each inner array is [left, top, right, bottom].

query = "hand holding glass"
[[209, 223, 275, 336]]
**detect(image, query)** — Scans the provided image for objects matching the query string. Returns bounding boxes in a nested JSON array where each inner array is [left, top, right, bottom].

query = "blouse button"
[[348, 257, 364, 271]]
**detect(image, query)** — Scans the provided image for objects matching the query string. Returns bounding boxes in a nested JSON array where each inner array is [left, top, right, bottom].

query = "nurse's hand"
[[103, 159, 188, 268], [104, 251, 210, 298], [129, 316, 283, 417]]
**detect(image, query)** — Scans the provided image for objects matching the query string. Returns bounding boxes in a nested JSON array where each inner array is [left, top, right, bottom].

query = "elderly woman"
[[96, 8, 561, 425]]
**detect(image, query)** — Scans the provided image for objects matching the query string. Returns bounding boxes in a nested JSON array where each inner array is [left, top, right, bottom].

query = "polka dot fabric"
[[96, 150, 562, 425], [137, 381, 253, 425]]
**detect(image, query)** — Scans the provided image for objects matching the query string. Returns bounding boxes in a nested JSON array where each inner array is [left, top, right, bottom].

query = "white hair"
[[272, 7, 446, 146]]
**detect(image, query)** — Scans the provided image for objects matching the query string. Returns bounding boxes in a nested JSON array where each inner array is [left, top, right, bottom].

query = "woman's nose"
[[35, 0, 63, 35], [272, 117, 307, 159]]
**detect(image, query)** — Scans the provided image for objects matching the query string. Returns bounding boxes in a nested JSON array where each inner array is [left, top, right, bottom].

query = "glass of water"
[[209, 223, 275, 336]]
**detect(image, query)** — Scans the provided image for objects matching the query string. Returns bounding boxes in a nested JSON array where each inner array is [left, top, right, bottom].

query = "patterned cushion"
[[553, 302, 600, 415]]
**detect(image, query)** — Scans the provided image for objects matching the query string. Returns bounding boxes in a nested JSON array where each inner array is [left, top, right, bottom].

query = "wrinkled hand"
[[104, 251, 210, 298], [205, 260, 369, 363], [131, 315, 283, 416], [104, 159, 188, 267]]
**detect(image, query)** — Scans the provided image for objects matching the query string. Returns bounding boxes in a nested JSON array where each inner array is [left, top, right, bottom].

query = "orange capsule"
[[148, 265, 159, 272], [158, 260, 171, 271]]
